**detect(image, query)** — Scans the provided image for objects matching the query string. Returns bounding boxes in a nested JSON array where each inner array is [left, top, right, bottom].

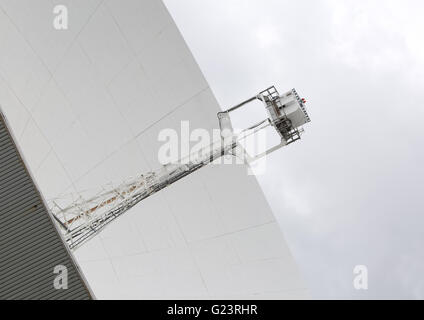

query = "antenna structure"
[[50, 87, 311, 250]]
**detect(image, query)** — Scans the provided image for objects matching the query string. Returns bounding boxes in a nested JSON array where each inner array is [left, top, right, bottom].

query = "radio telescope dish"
[[0, 0, 308, 299]]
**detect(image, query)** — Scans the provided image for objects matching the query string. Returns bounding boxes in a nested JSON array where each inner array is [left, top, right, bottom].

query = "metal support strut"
[[50, 86, 311, 250]]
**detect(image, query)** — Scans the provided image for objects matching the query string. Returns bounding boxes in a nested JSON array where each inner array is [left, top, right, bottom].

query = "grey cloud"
[[165, 0, 424, 299]]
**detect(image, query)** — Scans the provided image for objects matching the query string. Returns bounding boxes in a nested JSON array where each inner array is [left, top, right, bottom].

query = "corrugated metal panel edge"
[[0, 107, 95, 300]]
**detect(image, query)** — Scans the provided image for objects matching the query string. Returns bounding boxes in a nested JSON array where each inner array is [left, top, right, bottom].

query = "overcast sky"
[[164, 0, 424, 299]]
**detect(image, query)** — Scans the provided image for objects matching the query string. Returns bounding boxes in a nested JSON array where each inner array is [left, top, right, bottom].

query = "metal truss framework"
[[50, 87, 311, 250]]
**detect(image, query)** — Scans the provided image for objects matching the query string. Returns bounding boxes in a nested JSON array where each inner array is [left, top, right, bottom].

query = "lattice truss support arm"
[[50, 138, 238, 250], [49, 87, 310, 250]]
